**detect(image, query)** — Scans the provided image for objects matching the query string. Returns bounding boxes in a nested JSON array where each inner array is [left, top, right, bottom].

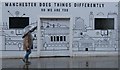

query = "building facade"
[[0, 1, 118, 58]]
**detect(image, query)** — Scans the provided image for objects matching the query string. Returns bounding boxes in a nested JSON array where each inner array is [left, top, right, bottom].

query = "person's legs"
[[24, 49, 31, 63], [22, 45, 33, 63]]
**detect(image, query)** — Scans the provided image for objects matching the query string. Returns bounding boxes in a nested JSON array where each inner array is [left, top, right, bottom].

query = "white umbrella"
[[22, 24, 37, 38]]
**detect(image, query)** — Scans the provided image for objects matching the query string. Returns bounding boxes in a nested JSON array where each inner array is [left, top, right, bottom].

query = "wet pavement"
[[2, 56, 118, 68]]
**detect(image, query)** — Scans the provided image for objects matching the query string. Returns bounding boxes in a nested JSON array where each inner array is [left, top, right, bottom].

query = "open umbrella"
[[22, 24, 37, 38]]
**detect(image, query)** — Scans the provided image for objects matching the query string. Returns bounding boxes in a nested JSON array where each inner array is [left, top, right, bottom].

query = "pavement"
[[1, 56, 118, 68]]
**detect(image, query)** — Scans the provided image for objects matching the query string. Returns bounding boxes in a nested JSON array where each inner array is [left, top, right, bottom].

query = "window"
[[54, 36, 56, 41], [57, 36, 59, 41], [50, 36, 66, 42], [64, 36, 66, 41], [51, 36, 53, 41], [60, 36, 63, 41]]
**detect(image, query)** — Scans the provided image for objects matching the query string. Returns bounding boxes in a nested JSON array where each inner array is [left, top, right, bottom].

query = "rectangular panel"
[[9, 17, 29, 29], [94, 18, 114, 30]]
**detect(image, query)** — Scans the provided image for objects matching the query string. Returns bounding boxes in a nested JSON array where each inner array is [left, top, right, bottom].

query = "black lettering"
[[66, 3, 68, 7], [22, 3, 24, 7], [5, 3, 9, 6], [69, 3, 71, 7], [93, 4, 96, 7], [99, 4, 101, 7], [9, 3, 12, 6], [90, 3, 92, 7], [19, 3, 22, 6], [25, 3, 27, 6], [87, 3, 89, 7], [49, 3, 51, 7], [102, 4, 104, 7], [28, 3, 30, 6], [80, 3, 81, 7], [12, 3, 15, 6], [39, 3, 42, 7], [57, 3, 59, 7], [85, 3, 86, 7], [45, 3, 47, 7], [54, 3, 57, 7], [62, 3, 65, 7], [34, 3, 36, 6], [62, 9, 68, 12], [82, 3, 84, 7], [97, 3, 99, 7], [47, 8, 52, 12], [43, 3, 45, 7], [74, 3, 76, 7], [16, 3, 18, 6], [41, 8, 45, 11], [31, 3, 33, 7], [46, 3, 48, 7]]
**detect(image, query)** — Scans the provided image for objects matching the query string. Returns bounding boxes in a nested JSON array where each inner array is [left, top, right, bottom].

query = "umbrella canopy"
[[22, 23, 37, 38]]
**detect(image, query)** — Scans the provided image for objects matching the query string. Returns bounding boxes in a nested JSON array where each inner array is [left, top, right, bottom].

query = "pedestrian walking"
[[22, 25, 37, 64]]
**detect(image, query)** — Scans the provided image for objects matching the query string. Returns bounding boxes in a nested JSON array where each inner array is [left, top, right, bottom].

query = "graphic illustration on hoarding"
[[0, 2, 118, 57]]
